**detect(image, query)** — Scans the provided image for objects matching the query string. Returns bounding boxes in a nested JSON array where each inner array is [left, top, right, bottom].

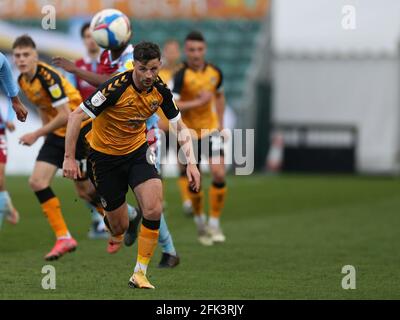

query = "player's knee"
[[108, 218, 128, 235], [212, 171, 225, 184], [29, 177, 48, 191], [76, 187, 90, 201], [142, 202, 162, 220]]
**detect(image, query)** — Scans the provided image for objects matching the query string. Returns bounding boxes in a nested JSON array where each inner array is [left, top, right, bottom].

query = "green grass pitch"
[[0, 174, 399, 299]]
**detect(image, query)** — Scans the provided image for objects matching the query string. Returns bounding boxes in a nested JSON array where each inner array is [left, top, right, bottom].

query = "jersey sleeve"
[[0, 52, 19, 98], [171, 66, 186, 100], [80, 72, 130, 119], [155, 80, 181, 123], [212, 64, 224, 92], [37, 66, 69, 108]]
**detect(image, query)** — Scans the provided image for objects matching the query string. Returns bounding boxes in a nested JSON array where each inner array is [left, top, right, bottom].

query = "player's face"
[[163, 41, 180, 65], [185, 40, 206, 68], [13, 46, 38, 74], [83, 28, 99, 53], [134, 58, 161, 89]]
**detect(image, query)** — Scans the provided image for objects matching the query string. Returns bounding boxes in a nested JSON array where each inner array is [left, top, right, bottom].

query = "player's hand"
[[52, 57, 77, 73], [197, 91, 213, 106], [62, 157, 81, 180], [186, 164, 201, 192], [19, 132, 39, 146], [5, 122, 15, 132], [11, 98, 28, 122]]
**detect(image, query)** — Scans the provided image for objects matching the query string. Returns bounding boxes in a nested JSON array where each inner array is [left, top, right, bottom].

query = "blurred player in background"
[[158, 39, 182, 132], [54, 21, 180, 268], [68, 22, 107, 240], [0, 51, 28, 230], [63, 42, 200, 288], [172, 31, 227, 246], [12, 35, 107, 260], [72, 23, 101, 101]]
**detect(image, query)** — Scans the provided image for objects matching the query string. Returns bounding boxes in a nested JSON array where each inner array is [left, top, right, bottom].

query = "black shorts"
[[177, 130, 225, 165], [37, 123, 91, 179], [87, 142, 161, 211]]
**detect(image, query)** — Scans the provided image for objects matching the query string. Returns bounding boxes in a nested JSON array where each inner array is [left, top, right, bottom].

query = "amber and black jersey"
[[18, 61, 88, 137], [157, 63, 183, 129], [172, 62, 223, 138], [80, 70, 181, 156]]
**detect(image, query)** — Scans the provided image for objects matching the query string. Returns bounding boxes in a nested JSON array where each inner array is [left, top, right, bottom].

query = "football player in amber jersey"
[[172, 31, 227, 246], [55, 27, 181, 267], [13, 35, 104, 260], [63, 42, 200, 289]]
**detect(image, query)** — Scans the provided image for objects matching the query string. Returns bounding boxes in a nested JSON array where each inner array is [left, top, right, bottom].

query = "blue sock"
[[158, 213, 176, 255], [0, 191, 10, 229], [85, 202, 102, 223], [127, 204, 137, 220]]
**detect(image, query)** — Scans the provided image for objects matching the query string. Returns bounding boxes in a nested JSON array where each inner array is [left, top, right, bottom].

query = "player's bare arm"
[[10, 96, 28, 122], [175, 91, 213, 111], [52, 56, 111, 87], [170, 118, 201, 192], [215, 90, 225, 131], [63, 107, 89, 180], [19, 104, 70, 146]]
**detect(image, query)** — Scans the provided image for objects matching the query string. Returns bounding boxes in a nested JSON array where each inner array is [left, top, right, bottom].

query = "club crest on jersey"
[[91, 91, 106, 107], [100, 197, 107, 208], [150, 101, 159, 111], [211, 76, 217, 85], [49, 84, 62, 99]]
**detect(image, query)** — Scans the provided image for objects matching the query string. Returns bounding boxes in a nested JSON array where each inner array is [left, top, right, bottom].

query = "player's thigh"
[[209, 159, 226, 183], [87, 151, 129, 212], [133, 178, 163, 221], [73, 178, 96, 202], [36, 134, 65, 169], [29, 161, 58, 190]]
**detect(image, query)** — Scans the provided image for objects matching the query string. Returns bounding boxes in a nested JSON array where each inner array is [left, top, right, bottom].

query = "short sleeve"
[[171, 66, 186, 100], [36, 66, 69, 108], [80, 72, 131, 118], [155, 80, 180, 123]]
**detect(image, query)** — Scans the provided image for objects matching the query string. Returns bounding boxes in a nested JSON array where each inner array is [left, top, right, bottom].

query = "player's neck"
[[188, 61, 205, 71], [111, 44, 127, 61], [88, 50, 100, 61], [24, 64, 38, 81]]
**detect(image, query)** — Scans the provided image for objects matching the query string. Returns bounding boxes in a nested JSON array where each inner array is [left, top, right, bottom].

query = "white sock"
[[208, 217, 220, 229], [127, 205, 137, 220], [58, 232, 72, 240], [194, 214, 207, 229], [134, 262, 148, 275]]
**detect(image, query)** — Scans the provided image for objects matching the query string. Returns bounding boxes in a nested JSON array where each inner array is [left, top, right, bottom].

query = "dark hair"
[[80, 22, 91, 38], [133, 41, 161, 63], [185, 31, 205, 42], [164, 39, 179, 47], [12, 34, 36, 49]]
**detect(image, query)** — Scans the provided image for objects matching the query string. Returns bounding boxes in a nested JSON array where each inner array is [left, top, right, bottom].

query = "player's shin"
[[209, 181, 227, 228], [189, 188, 206, 227], [34, 187, 70, 239], [134, 218, 160, 275]]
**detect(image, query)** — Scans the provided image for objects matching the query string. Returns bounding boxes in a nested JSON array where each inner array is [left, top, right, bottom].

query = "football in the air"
[[90, 9, 131, 49]]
